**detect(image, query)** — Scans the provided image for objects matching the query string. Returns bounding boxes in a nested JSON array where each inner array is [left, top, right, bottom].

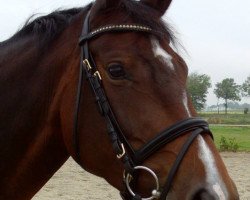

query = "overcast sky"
[[0, 0, 249, 105]]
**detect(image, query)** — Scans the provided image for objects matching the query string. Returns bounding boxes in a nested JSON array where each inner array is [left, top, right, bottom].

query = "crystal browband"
[[79, 24, 152, 44]]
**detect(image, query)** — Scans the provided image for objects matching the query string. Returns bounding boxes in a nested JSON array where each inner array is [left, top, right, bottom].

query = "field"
[[199, 112, 250, 125], [198, 112, 250, 151], [210, 126, 250, 151]]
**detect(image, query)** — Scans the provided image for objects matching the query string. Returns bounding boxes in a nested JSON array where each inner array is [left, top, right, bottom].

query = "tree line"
[[187, 73, 250, 113]]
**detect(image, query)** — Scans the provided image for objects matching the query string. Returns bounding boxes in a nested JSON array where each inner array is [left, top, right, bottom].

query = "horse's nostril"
[[192, 189, 217, 200]]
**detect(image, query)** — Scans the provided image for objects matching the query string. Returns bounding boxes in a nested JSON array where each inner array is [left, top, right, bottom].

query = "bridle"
[[74, 10, 213, 200]]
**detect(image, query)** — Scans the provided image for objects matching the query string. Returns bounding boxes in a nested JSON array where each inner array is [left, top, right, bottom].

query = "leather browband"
[[79, 24, 152, 45]]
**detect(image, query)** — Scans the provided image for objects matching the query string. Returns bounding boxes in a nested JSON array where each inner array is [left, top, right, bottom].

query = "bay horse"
[[0, 0, 239, 199]]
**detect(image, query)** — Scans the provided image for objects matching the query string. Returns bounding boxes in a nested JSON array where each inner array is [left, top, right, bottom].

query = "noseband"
[[74, 10, 213, 200]]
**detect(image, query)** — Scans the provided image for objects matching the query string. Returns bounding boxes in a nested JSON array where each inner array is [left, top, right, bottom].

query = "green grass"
[[210, 126, 250, 151]]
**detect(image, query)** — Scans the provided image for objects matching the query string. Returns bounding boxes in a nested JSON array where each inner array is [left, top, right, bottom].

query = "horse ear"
[[141, 0, 172, 16], [91, 0, 121, 15]]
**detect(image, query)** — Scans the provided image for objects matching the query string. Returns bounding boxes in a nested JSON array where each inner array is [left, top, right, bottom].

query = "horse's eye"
[[107, 63, 126, 79]]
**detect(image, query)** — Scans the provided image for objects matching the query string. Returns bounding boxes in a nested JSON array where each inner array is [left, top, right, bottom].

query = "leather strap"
[[133, 118, 212, 164], [79, 24, 152, 45]]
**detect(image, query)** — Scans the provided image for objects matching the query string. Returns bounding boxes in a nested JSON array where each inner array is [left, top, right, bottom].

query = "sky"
[[0, 0, 249, 105]]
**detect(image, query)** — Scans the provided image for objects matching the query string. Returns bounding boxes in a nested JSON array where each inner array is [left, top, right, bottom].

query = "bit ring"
[[125, 166, 161, 200]]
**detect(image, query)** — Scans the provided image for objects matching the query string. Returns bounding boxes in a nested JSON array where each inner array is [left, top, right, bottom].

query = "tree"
[[214, 78, 241, 114], [187, 72, 211, 111], [242, 76, 250, 96]]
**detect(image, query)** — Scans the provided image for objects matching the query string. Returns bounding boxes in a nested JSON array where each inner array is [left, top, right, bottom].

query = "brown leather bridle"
[[73, 10, 213, 200]]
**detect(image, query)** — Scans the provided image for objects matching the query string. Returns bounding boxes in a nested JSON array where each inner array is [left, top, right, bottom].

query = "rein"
[[74, 10, 213, 200]]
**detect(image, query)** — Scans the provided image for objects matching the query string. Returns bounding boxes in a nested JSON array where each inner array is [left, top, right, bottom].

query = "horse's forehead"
[[150, 37, 175, 70], [92, 34, 172, 58], [90, 33, 151, 58]]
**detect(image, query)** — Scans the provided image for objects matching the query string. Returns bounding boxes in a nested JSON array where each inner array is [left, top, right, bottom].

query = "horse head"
[[60, 0, 239, 199], [0, 0, 239, 199]]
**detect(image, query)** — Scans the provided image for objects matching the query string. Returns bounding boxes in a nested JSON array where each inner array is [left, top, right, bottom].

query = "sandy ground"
[[33, 152, 250, 200]]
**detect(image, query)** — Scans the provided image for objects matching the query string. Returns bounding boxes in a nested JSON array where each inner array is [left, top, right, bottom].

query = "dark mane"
[[1, 1, 177, 47], [1, 4, 92, 47]]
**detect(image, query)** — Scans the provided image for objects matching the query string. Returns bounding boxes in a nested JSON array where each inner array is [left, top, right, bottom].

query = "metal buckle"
[[123, 171, 133, 183], [94, 71, 102, 80], [83, 59, 92, 71], [125, 166, 161, 200], [117, 143, 126, 159]]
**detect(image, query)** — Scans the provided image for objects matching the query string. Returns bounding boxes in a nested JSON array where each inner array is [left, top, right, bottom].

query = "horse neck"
[[0, 31, 80, 198]]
